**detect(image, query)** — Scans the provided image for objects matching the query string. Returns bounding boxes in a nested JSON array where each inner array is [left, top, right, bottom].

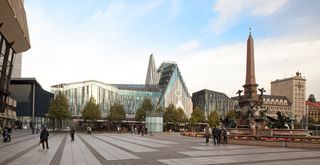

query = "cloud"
[[22, 1, 164, 91], [22, 0, 320, 101], [211, 0, 288, 35], [171, 36, 320, 98]]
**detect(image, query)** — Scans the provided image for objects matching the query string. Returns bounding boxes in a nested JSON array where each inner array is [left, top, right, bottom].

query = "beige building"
[[0, 0, 31, 127], [262, 95, 292, 119], [270, 72, 306, 122]]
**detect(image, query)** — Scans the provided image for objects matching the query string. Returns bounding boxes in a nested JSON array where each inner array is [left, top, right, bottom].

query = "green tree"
[[227, 109, 237, 119], [155, 106, 164, 113], [176, 107, 188, 123], [189, 107, 205, 128], [163, 104, 178, 131], [163, 104, 177, 123], [135, 97, 154, 121], [208, 111, 220, 127], [81, 96, 101, 126], [108, 102, 126, 122], [48, 91, 70, 131]]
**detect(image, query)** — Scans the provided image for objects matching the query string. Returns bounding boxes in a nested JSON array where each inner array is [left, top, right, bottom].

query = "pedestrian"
[[217, 126, 221, 145], [141, 125, 144, 136], [212, 126, 219, 145], [2, 126, 9, 142], [222, 127, 228, 144], [7, 126, 12, 142], [40, 127, 49, 149], [204, 124, 211, 144], [87, 126, 92, 134], [70, 127, 75, 141]]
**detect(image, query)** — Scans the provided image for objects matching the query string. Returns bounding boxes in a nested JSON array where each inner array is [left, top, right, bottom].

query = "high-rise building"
[[0, 0, 31, 126], [192, 89, 234, 119], [51, 55, 193, 118], [271, 72, 306, 122]]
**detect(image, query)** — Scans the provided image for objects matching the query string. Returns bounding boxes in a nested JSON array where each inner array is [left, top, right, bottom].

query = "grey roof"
[[262, 95, 292, 105], [112, 84, 161, 92]]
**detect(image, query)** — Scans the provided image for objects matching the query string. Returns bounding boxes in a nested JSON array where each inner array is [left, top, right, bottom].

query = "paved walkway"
[[0, 130, 320, 164]]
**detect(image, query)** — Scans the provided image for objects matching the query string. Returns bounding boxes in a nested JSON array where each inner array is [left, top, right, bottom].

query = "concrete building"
[[11, 53, 22, 78], [192, 89, 234, 119], [271, 72, 306, 122], [0, 0, 31, 127]]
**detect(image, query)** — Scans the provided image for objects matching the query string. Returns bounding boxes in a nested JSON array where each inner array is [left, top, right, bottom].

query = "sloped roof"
[[306, 101, 320, 110]]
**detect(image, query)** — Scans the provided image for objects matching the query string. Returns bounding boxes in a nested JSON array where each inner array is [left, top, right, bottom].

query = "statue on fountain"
[[267, 111, 293, 129]]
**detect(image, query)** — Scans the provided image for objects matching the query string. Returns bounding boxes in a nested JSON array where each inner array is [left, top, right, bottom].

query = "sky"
[[23, 0, 320, 98]]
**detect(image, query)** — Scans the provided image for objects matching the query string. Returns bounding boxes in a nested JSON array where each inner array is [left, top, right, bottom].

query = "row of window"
[[263, 98, 288, 105]]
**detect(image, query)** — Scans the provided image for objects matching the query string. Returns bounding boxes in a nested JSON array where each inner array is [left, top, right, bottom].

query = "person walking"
[[204, 124, 211, 144], [40, 127, 49, 149], [70, 127, 75, 141], [7, 126, 12, 142], [222, 127, 228, 144], [2, 126, 9, 142], [212, 126, 219, 145], [217, 126, 221, 145]]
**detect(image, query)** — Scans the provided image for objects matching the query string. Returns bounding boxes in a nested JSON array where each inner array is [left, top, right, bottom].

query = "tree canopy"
[[135, 97, 154, 121], [108, 102, 126, 122], [163, 104, 188, 123], [81, 96, 101, 121], [207, 111, 220, 127], [163, 104, 177, 123], [176, 107, 188, 123], [48, 91, 70, 131], [189, 107, 205, 125]]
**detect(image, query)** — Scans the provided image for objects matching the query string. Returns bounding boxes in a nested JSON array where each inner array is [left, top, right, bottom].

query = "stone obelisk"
[[237, 30, 263, 129]]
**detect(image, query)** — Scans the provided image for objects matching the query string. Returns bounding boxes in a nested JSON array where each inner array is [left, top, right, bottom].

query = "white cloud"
[[22, 0, 320, 101], [22, 1, 164, 91], [211, 0, 288, 35], [171, 36, 320, 98]]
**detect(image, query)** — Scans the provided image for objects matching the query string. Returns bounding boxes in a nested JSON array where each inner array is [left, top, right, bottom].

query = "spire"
[[145, 54, 160, 85], [245, 29, 256, 85]]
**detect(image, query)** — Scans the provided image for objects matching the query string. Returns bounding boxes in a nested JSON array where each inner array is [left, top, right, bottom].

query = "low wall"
[[181, 131, 320, 149], [228, 128, 308, 137], [229, 139, 320, 149]]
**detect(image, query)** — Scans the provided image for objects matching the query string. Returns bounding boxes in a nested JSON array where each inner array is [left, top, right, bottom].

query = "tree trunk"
[[52, 119, 55, 132], [59, 119, 62, 132]]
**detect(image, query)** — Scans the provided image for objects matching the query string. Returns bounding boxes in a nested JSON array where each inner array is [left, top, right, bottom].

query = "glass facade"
[[52, 81, 162, 117], [0, 32, 16, 112], [52, 58, 193, 119]]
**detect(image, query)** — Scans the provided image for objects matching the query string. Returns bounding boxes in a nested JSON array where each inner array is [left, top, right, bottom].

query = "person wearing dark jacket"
[[212, 126, 219, 145], [70, 127, 75, 141], [40, 127, 49, 149]]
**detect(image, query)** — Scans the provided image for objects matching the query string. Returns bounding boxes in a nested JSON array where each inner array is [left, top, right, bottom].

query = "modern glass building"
[[10, 78, 54, 129], [51, 54, 193, 119]]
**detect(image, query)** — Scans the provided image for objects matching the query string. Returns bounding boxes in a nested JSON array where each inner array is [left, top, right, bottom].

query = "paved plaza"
[[0, 130, 320, 165]]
